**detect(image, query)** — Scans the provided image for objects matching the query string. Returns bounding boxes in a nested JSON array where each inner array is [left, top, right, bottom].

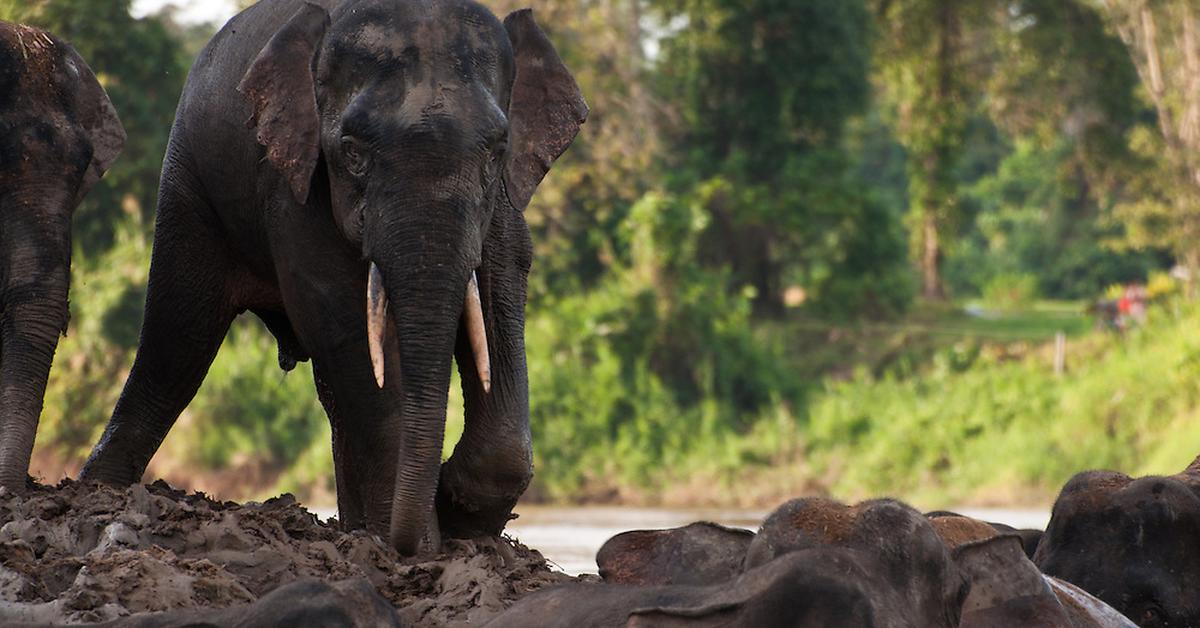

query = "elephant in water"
[[1034, 457, 1200, 627], [596, 521, 755, 587], [0, 22, 125, 493], [78, 0, 586, 555], [487, 547, 966, 628], [587, 498, 1132, 627], [929, 516, 1135, 628]]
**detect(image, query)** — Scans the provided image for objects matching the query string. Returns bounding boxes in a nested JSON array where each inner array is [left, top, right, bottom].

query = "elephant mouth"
[[364, 261, 491, 393]]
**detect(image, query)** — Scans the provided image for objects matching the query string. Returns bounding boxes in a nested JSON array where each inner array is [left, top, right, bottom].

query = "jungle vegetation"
[[4, 0, 1197, 507]]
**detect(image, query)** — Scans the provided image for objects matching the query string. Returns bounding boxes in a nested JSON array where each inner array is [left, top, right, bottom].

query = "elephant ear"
[[62, 42, 125, 206], [238, 2, 330, 204], [502, 9, 588, 211]]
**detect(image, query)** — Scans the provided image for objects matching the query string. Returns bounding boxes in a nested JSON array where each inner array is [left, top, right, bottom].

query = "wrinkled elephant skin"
[[77, 0, 586, 556], [0, 22, 124, 494]]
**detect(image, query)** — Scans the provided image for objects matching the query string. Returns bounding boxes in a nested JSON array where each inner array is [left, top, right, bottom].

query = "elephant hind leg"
[[79, 190, 237, 487]]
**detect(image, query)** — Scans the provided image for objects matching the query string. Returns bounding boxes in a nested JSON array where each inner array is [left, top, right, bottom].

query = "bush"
[[805, 300, 1200, 505], [982, 273, 1039, 310], [524, 191, 804, 500]]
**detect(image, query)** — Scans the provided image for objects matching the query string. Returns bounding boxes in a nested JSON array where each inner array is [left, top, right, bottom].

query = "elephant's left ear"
[[63, 42, 126, 205], [502, 9, 588, 211]]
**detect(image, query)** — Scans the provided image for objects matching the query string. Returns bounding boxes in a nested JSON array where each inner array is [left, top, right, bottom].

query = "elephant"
[[591, 498, 968, 626], [596, 521, 754, 586], [77, 0, 586, 555], [1034, 457, 1200, 628], [742, 497, 966, 627], [953, 535, 1076, 628], [925, 509, 1043, 559], [0, 22, 125, 493], [484, 547, 965, 628], [932, 519, 1136, 628], [25, 579, 404, 628]]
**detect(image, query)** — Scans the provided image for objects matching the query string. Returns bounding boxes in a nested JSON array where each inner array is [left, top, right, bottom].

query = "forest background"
[[4, 0, 1200, 509]]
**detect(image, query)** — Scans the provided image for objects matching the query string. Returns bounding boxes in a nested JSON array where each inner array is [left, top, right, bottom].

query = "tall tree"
[[874, 0, 994, 300], [1098, 0, 1200, 294], [943, 0, 1162, 300], [485, 0, 663, 300], [651, 0, 889, 316]]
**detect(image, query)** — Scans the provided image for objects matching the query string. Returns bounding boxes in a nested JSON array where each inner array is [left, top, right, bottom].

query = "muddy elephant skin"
[[596, 521, 754, 587], [1035, 459, 1200, 627], [77, 0, 586, 556], [0, 21, 124, 494], [486, 548, 953, 628]]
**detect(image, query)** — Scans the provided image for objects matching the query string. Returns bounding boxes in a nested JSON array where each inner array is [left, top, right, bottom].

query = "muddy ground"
[[0, 479, 580, 626]]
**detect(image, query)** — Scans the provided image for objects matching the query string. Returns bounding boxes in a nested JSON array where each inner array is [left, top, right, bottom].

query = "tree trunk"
[[921, 211, 944, 301]]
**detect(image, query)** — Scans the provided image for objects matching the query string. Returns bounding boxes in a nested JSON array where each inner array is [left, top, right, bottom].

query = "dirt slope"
[[0, 479, 577, 626]]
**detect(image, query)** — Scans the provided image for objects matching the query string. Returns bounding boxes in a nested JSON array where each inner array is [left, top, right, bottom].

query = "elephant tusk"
[[367, 262, 389, 388], [465, 271, 491, 393]]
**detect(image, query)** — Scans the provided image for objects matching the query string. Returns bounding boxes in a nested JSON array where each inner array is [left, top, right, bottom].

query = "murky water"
[[312, 506, 1049, 576]]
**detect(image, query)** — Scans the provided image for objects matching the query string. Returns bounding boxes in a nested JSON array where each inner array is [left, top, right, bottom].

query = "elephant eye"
[[341, 136, 370, 177]]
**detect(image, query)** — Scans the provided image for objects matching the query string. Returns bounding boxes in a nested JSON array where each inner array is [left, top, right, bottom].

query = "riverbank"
[[28, 302, 1200, 516]]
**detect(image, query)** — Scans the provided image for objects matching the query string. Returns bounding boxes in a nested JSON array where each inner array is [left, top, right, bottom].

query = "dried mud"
[[0, 479, 577, 626]]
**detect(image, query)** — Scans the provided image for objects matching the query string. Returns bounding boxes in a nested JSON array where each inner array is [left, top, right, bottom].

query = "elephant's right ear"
[[238, 2, 330, 204]]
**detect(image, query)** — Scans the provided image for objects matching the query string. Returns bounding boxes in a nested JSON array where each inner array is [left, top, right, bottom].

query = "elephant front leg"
[[437, 312, 533, 539], [0, 292, 69, 493]]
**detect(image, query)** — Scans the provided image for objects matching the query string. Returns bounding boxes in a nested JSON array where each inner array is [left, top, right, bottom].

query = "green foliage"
[[946, 139, 1168, 299], [873, 0, 997, 298], [807, 301, 1200, 505], [981, 274, 1039, 311], [39, 217, 148, 462], [526, 190, 804, 498], [649, 0, 900, 315]]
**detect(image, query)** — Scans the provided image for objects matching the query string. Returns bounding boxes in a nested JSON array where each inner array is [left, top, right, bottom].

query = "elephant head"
[[1035, 466, 1200, 628], [236, 1, 586, 554], [597, 522, 755, 586], [0, 22, 124, 493]]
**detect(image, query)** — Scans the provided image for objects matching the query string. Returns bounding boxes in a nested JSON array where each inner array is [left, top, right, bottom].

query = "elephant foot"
[[78, 447, 145, 488], [435, 458, 529, 539]]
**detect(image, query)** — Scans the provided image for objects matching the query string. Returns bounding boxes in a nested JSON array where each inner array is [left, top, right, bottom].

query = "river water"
[[312, 506, 1050, 576]]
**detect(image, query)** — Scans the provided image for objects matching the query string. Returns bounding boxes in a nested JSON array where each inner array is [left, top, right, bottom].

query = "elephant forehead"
[[0, 25, 62, 108], [331, 1, 510, 76]]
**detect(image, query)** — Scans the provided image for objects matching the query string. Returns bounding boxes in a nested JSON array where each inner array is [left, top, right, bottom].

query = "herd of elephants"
[[0, 0, 1197, 626]]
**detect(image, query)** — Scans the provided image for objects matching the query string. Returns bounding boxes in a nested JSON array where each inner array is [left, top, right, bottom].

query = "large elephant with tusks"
[[79, 0, 586, 555]]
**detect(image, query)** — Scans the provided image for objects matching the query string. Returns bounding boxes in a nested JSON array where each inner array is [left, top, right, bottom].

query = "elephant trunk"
[[368, 205, 482, 556], [0, 263, 70, 493]]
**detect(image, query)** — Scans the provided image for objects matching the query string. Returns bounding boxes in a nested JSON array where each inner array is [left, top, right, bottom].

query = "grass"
[[800, 299, 1200, 507]]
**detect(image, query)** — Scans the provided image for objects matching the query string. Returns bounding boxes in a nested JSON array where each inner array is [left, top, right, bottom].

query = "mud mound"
[[0, 479, 576, 626]]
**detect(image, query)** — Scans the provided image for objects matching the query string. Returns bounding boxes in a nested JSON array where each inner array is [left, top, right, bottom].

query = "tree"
[[485, 0, 664, 302], [1098, 0, 1200, 294], [940, 0, 1166, 300], [874, 0, 995, 301], [651, 0, 903, 317]]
